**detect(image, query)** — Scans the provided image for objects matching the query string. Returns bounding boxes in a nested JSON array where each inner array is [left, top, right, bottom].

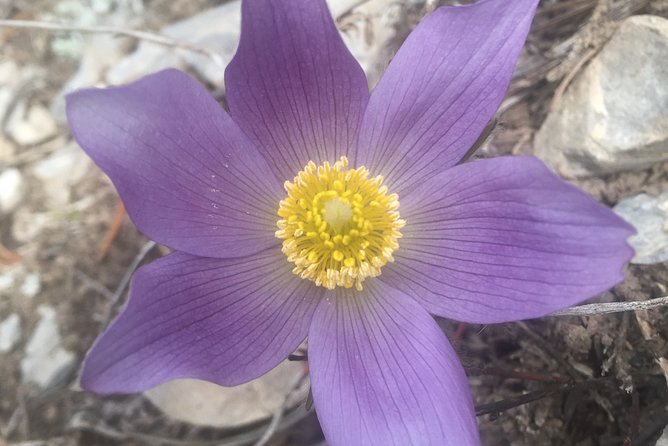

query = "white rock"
[[658, 425, 668, 446], [145, 360, 307, 427], [20, 274, 41, 299], [31, 143, 91, 206], [0, 168, 27, 214], [535, 15, 668, 177], [0, 136, 16, 164], [0, 313, 21, 353], [21, 305, 77, 388], [0, 268, 18, 292], [613, 192, 668, 264], [0, 60, 19, 85], [6, 103, 58, 146]]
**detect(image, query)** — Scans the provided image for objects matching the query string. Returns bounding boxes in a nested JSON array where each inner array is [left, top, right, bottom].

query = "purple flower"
[[66, 0, 634, 444]]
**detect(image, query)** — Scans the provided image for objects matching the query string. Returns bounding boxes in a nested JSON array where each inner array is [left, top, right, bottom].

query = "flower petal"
[[383, 156, 635, 324], [81, 249, 322, 394], [355, 0, 538, 196], [67, 69, 282, 259], [308, 283, 479, 446], [225, 0, 369, 181]]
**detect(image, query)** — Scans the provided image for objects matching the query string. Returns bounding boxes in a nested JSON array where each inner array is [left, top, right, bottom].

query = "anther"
[[276, 156, 404, 290]]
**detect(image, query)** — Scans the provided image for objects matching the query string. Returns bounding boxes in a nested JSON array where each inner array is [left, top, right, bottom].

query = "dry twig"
[[467, 366, 571, 384], [254, 373, 309, 446], [101, 240, 156, 327], [74, 269, 114, 300], [0, 19, 224, 68], [0, 241, 21, 265], [550, 296, 668, 317], [516, 321, 584, 380], [475, 386, 562, 417], [98, 200, 126, 261], [549, 47, 597, 111], [475, 376, 614, 417]]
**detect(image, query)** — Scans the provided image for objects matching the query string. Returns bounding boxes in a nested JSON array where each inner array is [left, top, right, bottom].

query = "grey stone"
[[21, 305, 77, 388], [535, 15, 668, 177], [0, 313, 21, 353], [613, 192, 668, 264], [0, 168, 26, 214], [145, 360, 307, 428]]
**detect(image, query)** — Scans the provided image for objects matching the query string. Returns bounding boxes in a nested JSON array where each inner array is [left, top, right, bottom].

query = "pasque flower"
[[67, 0, 633, 444]]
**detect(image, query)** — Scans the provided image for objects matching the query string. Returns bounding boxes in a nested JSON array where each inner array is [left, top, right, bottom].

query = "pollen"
[[276, 156, 405, 291]]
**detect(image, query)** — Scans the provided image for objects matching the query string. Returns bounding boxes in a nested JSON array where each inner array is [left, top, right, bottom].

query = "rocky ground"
[[1, 0, 667, 445]]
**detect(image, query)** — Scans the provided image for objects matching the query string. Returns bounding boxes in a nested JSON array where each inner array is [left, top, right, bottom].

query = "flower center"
[[276, 156, 404, 291]]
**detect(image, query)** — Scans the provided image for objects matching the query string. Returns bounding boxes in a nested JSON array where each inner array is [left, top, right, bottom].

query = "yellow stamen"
[[276, 156, 405, 291]]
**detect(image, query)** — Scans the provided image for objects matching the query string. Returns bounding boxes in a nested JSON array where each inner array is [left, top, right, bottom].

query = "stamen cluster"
[[276, 156, 404, 290]]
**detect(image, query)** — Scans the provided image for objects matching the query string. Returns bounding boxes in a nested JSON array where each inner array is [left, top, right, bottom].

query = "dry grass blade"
[[0, 242, 21, 265], [550, 296, 668, 316], [0, 19, 224, 68]]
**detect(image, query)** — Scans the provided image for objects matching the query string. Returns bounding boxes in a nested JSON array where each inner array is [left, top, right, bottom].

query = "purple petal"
[[355, 0, 538, 196], [308, 283, 479, 446], [81, 249, 321, 394], [67, 69, 282, 259], [225, 0, 369, 181], [383, 156, 634, 324]]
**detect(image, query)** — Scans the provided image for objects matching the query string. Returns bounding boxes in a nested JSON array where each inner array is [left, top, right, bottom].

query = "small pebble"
[[21, 305, 76, 388], [0, 313, 21, 353], [0, 270, 17, 291], [6, 103, 58, 146], [0, 168, 26, 214], [21, 274, 41, 298]]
